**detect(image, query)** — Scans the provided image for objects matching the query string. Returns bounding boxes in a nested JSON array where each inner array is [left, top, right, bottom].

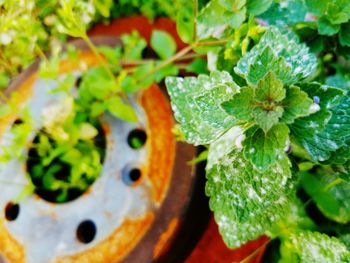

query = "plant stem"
[[120, 53, 204, 66], [196, 39, 229, 46], [240, 239, 271, 263], [323, 178, 344, 192], [82, 34, 116, 80], [193, 0, 198, 42], [139, 45, 193, 81], [35, 44, 50, 64]]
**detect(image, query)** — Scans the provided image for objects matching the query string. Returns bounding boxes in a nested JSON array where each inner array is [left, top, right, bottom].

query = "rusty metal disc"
[[0, 37, 209, 263]]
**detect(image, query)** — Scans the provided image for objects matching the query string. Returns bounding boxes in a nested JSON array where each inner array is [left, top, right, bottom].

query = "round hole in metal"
[[127, 129, 147, 149], [129, 168, 141, 182], [76, 220, 97, 244], [4, 202, 20, 221], [13, 118, 24, 125], [26, 120, 107, 203], [122, 167, 142, 186]]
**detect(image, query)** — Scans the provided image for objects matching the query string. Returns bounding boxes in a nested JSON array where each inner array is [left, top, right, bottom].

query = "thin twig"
[[239, 239, 271, 263], [139, 45, 193, 81], [196, 39, 229, 46]]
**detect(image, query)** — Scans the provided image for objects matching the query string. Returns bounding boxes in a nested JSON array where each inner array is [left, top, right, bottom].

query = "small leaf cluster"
[[305, 0, 350, 46]]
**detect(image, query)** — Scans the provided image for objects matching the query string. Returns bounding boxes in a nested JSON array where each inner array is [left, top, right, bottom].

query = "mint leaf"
[[258, 0, 308, 28], [243, 124, 290, 170], [252, 71, 285, 131], [166, 71, 239, 145], [246, 0, 272, 15], [150, 30, 177, 59], [293, 94, 350, 162], [305, 0, 328, 15], [245, 46, 294, 85], [253, 107, 284, 133], [206, 143, 294, 248], [281, 86, 314, 124], [340, 22, 350, 47], [318, 16, 341, 36], [221, 87, 254, 123], [286, 231, 350, 262], [235, 28, 317, 85], [255, 71, 286, 102]]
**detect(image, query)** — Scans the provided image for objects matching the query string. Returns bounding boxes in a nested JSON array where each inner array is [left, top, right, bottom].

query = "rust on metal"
[[56, 213, 155, 263], [0, 220, 25, 263], [139, 84, 175, 203], [0, 44, 174, 262], [153, 218, 179, 259]]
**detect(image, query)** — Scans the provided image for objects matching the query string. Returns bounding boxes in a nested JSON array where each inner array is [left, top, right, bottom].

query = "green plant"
[[0, 0, 350, 261], [164, 0, 350, 262]]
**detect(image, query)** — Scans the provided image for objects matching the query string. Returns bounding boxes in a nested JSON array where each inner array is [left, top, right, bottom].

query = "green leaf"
[[246, 0, 272, 15], [292, 93, 350, 162], [121, 31, 147, 60], [221, 87, 254, 123], [318, 16, 340, 36], [305, 0, 328, 15], [206, 140, 294, 248], [328, 145, 350, 164], [235, 28, 317, 85], [57, 0, 89, 38], [98, 46, 122, 65], [79, 66, 120, 102], [281, 86, 314, 124], [253, 107, 284, 133], [106, 97, 138, 123], [185, 58, 208, 74], [252, 71, 286, 131], [122, 63, 155, 93], [93, 0, 113, 17], [300, 172, 350, 223], [255, 71, 286, 102], [340, 22, 350, 47], [243, 124, 290, 170], [166, 71, 240, 145], [150, 30, 177, 59], [176, 1, 194, 43], [258, 0, 308, 28], [196, 0, 246, 39], [286, 231, 350, 262], [79, 123, 98, 140]]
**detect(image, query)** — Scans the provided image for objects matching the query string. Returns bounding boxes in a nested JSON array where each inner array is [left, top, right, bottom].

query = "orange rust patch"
[[56, 213, 154, 263], [0, 220, 25, 263], [0, 51, 102, 138], [153, 218, 179, 259], [140, 84, 175, 203]]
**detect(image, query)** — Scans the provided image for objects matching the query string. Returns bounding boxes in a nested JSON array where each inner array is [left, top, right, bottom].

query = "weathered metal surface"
[[0, 37, 187, 262]]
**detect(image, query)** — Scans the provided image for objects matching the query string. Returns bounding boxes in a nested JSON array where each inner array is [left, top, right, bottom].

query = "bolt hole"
[[75, 76, 82, 88], [122, 167, 142, 185], [76, 220, 97, 244], [127, 129, 147, 149], [5, 202, 20, 221], [129, 168, 141, 182], [13, 118, 23, 125]]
